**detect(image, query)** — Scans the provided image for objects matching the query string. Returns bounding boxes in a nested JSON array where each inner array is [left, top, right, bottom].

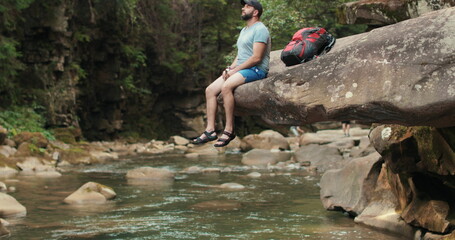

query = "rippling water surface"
[[4, 153, 402, 239]]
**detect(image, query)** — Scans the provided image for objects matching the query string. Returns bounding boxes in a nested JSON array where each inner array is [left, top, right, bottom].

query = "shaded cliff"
[[0, 0, 240, 140]]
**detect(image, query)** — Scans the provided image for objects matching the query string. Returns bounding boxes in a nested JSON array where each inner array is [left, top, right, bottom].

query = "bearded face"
[[241, 5, 256, 21], [241, 11, 253, 20]]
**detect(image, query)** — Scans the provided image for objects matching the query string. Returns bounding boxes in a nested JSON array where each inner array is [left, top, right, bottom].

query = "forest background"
[[0, 0, 366, 141]]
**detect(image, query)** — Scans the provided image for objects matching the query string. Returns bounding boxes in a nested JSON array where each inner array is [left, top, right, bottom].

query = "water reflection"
[[190, 200, 242, 211], [126, 179, 174, 190], [60, 202, 117, 216]]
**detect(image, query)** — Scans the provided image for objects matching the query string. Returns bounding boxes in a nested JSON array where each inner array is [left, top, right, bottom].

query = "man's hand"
[[222, 67, 232, 80]]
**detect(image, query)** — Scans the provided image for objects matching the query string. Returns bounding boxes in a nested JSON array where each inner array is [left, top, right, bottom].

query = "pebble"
[[247, 172, 261, 178], [219, 183, 245, 189], [202, 168, 221, 173]]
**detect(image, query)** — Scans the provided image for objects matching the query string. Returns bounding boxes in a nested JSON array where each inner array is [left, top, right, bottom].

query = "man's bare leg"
[[217, 73, 246, 142], [205, 76, 224, 132], [194, 76, 225, 142]]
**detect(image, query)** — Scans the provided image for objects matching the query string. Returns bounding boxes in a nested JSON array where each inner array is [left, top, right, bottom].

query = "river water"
[[3, 152, 402, 239]]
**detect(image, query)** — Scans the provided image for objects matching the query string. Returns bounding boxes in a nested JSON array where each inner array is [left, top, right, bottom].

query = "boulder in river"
[[186, 144, 219, 156], [126, 167, 175, 188], [241, 149, 292, 167], [169, 135, 189, 146], [293, 144, 344, 173], [320, 152, 382, 215], [240, 130, 290, 151], [0, 182, 6, 192], [181, 166, 203, 174], [0, 146, 16, 158], [64, 182, 116, 205], [0, 166, 17, 178], [126, 167, 175, 180], [16, 157, 61, 177], [0, 218, 9, 237], [0, 192, 26, 217]]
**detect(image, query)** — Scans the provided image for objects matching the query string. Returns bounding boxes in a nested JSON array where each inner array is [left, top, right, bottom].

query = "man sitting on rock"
[[193, 0, 271, 147]]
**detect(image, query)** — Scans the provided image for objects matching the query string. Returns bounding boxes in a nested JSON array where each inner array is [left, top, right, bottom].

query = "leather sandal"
[[214, 131, 236, 147], [193, 130, 217, 144]]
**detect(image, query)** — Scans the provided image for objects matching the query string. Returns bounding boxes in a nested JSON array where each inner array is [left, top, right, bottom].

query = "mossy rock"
[[51, 127, 82, 144], [13, 132, 48, 148], [381, 125, 455, 176], [0, 126, 7, 145], [14, 143, 47, 158], [0, 154, 18, 169], [412, 127, 455, 176], [58, 148, 100, 165]]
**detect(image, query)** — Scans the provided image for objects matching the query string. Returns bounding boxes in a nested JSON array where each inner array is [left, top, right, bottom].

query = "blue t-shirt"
[[236, 22, 271, 73]]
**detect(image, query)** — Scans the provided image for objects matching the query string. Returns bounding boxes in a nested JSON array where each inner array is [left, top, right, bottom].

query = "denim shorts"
[[238, 66, 267, 83]]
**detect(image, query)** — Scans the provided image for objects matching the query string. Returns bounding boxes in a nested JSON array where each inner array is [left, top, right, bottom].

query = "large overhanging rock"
[[337, 0, 455, 26], [234, 7, 455, 128]]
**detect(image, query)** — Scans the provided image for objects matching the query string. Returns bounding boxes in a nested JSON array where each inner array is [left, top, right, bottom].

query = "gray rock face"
[[338, 0, 455, 26], [234, 8, 455, 128], [294, 144, 344, 172], [320, 152, 382, 215]]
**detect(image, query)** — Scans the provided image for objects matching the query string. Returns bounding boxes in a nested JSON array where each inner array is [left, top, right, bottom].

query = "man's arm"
[[229, 57, 238, 70], [225, 42, 267, 79]]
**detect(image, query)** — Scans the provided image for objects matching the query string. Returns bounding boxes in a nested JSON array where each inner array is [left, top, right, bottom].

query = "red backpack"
[[280, 27, 336, 66]]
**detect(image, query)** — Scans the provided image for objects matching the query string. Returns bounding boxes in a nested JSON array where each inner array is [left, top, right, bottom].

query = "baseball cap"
[[240, 0, 263, 17]]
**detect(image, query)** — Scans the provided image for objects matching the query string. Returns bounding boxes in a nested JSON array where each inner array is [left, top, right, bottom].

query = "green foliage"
[[114, 0, 139, 25], [0, 0, 35, 31], [73, 31, 91, 43], [119, 44, 151, 94], [69, 63, 87, 79], [0, 0, 35, 106], [121, 74, 151, 95], [28, 143, 46, 154], [0, 37, 24, 104], [122, 45, 146, 68], [260, 0, 367, 49], [0, 106, 55, 140]]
